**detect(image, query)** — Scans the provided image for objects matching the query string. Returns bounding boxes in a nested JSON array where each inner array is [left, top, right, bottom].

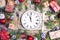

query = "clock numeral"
[[29, 25, 32, 29], [36, 19, 39, 21], [24, 23, 26, 25], [36, 22, 38, 25], [30, 12, 32, 15]]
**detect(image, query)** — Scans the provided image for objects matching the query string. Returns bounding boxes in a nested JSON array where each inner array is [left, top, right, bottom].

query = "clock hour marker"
[[30, 12, 32, 15], [23, 23, 26, 25], [36, 19, 39, 21], [36, 22, 38, 24]]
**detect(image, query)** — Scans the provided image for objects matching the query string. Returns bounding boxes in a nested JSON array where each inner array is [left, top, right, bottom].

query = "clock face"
[[21, 10, 42, 30]]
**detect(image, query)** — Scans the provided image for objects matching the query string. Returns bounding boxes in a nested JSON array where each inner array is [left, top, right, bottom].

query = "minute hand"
[[29, 15, 32, 22]]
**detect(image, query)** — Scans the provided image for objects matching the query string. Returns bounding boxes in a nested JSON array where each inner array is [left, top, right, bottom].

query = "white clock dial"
[[21, 10, 42, 30], [0, 14, 5, 19]]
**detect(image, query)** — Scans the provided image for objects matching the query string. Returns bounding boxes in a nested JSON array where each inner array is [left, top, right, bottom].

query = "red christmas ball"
[[0, 19, 6, 24], [34, 0, 40, 4], [0, 30, 10, 40], [27, 35, 34, 40], [52, 0, 56, 1], [19, 0, 24, 3]]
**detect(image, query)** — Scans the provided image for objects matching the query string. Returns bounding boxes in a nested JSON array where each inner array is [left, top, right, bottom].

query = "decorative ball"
[[0, 30, 10, 40], [34, 0, 40, 4], [0, 19, 6, 24], [12, 35, 16, 39], [19, 0, 24, 3], [27, 35, 34, 40], [49, 15, 55, 21], [0, 14, 5, 19], [41, 33, 46, 39], [53, 20, 59, 26], [15, 0, 20, 4]]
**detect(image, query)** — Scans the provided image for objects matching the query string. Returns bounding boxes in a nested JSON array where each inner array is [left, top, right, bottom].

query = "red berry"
[[19, 0, 24, 3]]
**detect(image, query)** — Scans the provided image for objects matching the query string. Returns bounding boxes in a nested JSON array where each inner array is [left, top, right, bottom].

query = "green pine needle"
[[25, 5, 28, 10]]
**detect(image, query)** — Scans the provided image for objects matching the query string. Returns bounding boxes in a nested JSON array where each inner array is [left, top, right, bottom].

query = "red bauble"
[[0, 19, 6, 24], [19, 0, 24, 3], [34, 0, 40, 4], [27, 35, 34, 40], [52, 0, 56, 1], [0, 30, 10, 40]]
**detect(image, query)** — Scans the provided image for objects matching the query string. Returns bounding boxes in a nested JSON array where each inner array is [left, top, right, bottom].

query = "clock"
[[21, 10, 42, 30]]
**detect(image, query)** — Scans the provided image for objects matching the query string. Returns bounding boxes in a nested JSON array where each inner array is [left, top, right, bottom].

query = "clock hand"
[[27, 13, 32, 22], [29, 15, 32, 22], [30, 12, 32, 22]]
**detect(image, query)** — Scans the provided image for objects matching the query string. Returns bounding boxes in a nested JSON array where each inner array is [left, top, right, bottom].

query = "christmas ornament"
[[27, 35, 34, 40], [53, 20, 59, 26], [0, 19, 6, 24], [5, 0, 15, 12], [0, 14, 6, 24], [15, 0, 20, 5], [34, 0, 40, 4], [19, 0, 24, 3], [49, 15, 55, 21], [0, 30, 10, 40], [41, 33, 46, 39], [0, 14, 5, 19], [11, 35, 16, 40]]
